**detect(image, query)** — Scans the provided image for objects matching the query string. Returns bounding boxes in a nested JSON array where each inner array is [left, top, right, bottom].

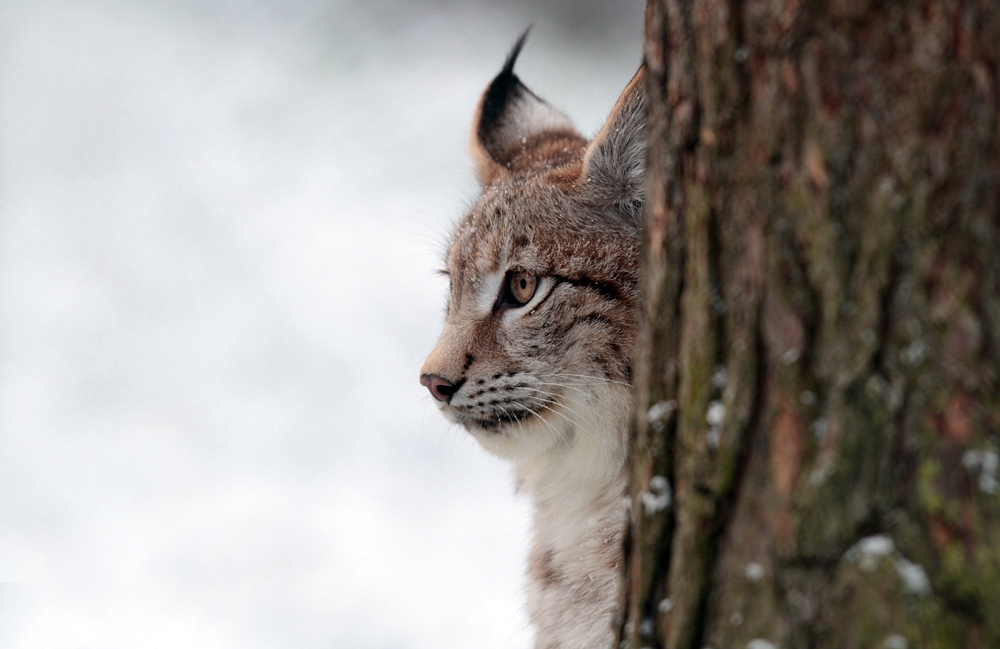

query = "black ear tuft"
[[502, 27, 531, 76], [477, 28, 531, 146], [471, 29, 578, 184]]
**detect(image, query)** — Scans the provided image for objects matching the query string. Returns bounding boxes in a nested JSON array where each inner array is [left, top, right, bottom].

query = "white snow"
[[901, 340, 926, 365], [810, 417, 829, 442], [641, 476, 672, 515], [882, 634, 909, 649], [858, 535, 896, 557], [647, 400, 676, 432], [706, 401, 726, 427], [843, 536, 932, 596], [706, 400, 725, 449], [894, 556, 931, 595], [844, 534, 895, 572], [747, 639, 777, 649], [962, 448, 999, 494], [711, 365, 726, 390]]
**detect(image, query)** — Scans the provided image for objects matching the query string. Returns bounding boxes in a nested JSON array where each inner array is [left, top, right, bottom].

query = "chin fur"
[[462, 407, 572, 461]]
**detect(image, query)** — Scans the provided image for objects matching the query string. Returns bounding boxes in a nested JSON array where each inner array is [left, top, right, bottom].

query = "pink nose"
[[420, 374, 459, 402]]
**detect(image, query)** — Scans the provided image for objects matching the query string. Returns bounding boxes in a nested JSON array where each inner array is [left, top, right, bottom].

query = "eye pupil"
[[505, 271, 537, 307]]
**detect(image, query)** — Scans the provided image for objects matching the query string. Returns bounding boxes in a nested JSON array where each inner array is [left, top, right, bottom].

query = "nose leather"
[[420, 374, 460, 403]]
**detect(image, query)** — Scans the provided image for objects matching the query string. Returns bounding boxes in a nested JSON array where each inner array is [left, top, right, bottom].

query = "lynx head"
[[421, 35, 645, 465]]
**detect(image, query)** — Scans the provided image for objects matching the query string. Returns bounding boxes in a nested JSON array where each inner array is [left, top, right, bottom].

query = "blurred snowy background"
[[0, 1, 642, 647]]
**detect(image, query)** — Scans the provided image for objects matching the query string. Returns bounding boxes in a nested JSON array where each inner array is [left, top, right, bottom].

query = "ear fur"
[[583, 66, 647, 223], [471, 30, 578, 185]]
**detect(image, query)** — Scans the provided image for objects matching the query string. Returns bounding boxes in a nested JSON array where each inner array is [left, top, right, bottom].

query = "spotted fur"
[[421, 37, 645, 649]]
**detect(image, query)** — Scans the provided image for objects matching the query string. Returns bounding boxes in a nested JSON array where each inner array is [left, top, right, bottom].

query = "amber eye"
[[508, 271, 537, 305]]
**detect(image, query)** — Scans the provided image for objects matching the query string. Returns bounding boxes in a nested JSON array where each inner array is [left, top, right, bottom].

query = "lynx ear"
[[583, 67, 647, 222], [471, 31, 578, 184]]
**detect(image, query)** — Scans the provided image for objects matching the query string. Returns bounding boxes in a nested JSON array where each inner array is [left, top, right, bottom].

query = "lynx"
[[420, 34, 645, 649]]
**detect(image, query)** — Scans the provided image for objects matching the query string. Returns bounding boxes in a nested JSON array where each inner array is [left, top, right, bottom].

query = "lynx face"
[[421, 35, 645, 464]]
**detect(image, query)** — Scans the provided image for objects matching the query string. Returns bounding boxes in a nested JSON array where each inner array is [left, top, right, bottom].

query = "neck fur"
[[512, 383, 631, 649]]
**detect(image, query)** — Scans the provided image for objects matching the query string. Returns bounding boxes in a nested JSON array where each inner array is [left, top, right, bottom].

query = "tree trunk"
[[620, 1, 1000, 648]]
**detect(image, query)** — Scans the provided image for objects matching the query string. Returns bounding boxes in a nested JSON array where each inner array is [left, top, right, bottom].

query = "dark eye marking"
[[492, 272, 622, 317], [551, 275, 623, 303]]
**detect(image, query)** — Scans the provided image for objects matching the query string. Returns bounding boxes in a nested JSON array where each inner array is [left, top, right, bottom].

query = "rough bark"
[[621, 1, 1000, 648]]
